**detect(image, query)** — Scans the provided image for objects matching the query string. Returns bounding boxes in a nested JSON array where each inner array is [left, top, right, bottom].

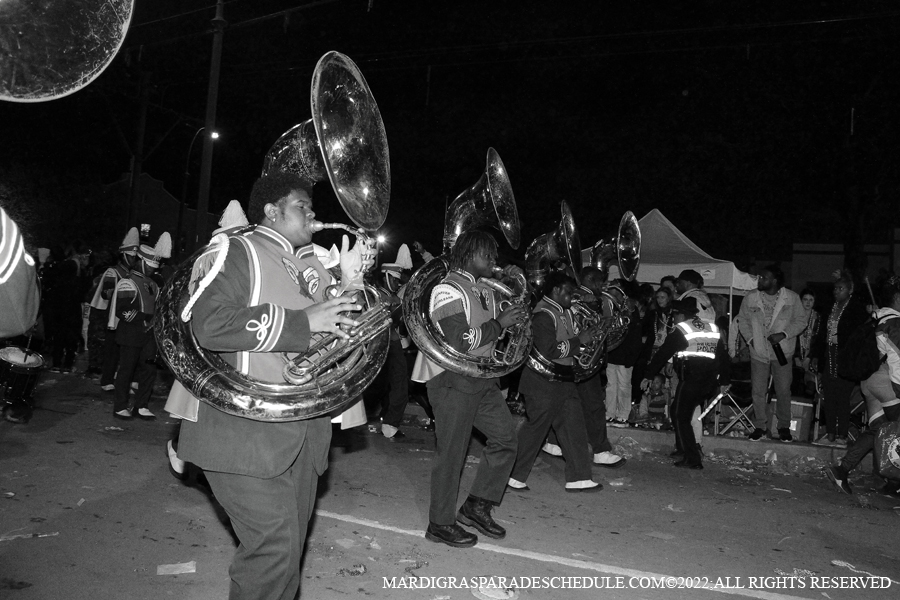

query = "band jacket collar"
[[254, 225, 295, 254], [542, 296, 565, 314], [450, 268, 477, 283]]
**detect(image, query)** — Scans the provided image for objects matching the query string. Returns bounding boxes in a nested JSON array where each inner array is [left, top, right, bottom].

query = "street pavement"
[[2, 368, 899, 600]]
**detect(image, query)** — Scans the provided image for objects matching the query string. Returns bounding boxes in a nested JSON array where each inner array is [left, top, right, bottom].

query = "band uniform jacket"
[[0, 205, 40, 338], [177, 226, 334, 479], [521, 296, 583, 394], [426, 268, 504, 394], [112, 270, 158, 347]]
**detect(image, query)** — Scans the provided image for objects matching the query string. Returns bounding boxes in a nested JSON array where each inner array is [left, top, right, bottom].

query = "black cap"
[[676, 269, 703, 286]]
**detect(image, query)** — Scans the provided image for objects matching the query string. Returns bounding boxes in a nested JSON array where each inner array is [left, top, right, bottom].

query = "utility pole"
[[127, 71, 150, 230], [194, 0, 226, 251]]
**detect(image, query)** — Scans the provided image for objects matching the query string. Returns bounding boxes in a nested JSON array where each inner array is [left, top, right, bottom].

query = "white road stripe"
[[315, 510, 812, 600]]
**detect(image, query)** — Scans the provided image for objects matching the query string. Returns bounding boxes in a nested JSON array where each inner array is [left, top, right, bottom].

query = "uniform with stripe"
[[0, 206, 39, 338]]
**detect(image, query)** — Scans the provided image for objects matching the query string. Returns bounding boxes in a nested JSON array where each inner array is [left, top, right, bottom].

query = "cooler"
[[766, 397, 814, 442]]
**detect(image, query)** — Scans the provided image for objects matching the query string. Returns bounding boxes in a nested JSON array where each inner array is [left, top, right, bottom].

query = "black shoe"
[[778, 428, 793, 443], [748, 428, 765, 441], [425, 522, 477, 548], [456, 495, 506, 539], [824, 465, 852, 494]]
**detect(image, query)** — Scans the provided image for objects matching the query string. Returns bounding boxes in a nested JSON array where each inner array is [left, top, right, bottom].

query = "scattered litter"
[[77, 498, 85, 506], [764, 450, 777, 463], [0, 532, 59, 542], [664, 504, 684, 513], [776, 536, 792, 545], [338, 564, 367, 576], [104, 426, 124, 432], [645, 531, 675, 541], [3, 492, 14, 498], [433, 597, 451, 600], [831, 560, 900, 585], [157, 561, 196, 575], [472, 580, 519, 600], [335, 539, 356, 549], [726, 466, 754, 473], [771, 487, 792, 493], [775, 567, 816, 577], [403, 560, 428, 574], [608, 479, 626, 487]]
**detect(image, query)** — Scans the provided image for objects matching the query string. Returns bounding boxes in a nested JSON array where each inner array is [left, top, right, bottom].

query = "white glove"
[[339, 235, 374, 293]]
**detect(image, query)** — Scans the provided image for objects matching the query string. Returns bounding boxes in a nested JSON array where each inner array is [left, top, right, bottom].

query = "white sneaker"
[[100, 384, 114, 392], [131, 382, 139, 390], [541, 442, 563, 456], [167, 440, 186, 476], [593, 451, 626, 468], [507, 478, 529, 489], [136, 408, 155, 419], [565, 480, 603, 493], [381, 423, 399, 438]]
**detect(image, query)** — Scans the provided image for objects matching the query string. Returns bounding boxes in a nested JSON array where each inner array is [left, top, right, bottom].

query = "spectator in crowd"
[[43, 242, 90, 372], [675, 269, 715, 324], [795, 288, 820, 396], [825, 277, 900, 497], [659, 275, 677, 297], [605, 281, 643, 427], [810, 272, 869, 447], [635, 285, 677, 421], [642, 373, 671, 429], [737, 264, 807, 442]]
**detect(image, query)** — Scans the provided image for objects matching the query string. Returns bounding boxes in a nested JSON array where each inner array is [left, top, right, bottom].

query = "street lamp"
[[175, 127, 218, 258]]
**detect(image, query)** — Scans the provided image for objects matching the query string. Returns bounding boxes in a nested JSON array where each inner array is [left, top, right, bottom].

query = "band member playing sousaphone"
[[424, 230, 527, 547], [164, 51, 388, 600], [402, 148, 530, 547]]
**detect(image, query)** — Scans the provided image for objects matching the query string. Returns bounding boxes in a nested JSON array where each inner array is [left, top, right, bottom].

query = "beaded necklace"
[[826, 301, 847, 377]]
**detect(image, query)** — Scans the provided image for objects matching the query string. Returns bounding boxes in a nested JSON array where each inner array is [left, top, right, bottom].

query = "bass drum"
[[0, 346, 43, 423]]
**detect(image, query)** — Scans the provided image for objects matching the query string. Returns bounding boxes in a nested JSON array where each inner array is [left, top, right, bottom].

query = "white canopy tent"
[[582, 208, 757, 303]]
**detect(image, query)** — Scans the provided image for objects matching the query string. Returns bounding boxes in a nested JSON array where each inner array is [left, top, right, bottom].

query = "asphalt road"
[[2, 370, 899, 600]]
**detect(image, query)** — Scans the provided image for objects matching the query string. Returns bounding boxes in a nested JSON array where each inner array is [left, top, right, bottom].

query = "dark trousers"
[[100, 326, 120, 386], [840, 405, 900, 474], [381, 339, 409, 427], [86, 309, 108, 372], [821, 373, 855, 437], [113, 339, 156, 412], [576, 373, 612, 454], [46, 305, 80, 369], [205, 446, 318, 600], [673, 374, 718, 466], [428, 384, 517, 525], [511, 376, 592, 484]]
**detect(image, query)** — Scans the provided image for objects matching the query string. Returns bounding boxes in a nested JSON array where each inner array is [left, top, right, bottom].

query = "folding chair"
[[712, 361, 768, 436]]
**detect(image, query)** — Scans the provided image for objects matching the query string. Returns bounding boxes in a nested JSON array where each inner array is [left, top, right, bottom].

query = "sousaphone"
[[402, 148, 532, 378], [155, 51, 391, 422]]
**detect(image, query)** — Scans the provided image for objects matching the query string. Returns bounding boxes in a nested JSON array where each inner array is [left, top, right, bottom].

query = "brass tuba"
[[402, 148, 532, 378], [0, 0, 134, 102], [155, 51, 392, 422]]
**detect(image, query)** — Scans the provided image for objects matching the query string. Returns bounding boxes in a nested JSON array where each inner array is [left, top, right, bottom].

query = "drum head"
[[0, 346, 44, 368]]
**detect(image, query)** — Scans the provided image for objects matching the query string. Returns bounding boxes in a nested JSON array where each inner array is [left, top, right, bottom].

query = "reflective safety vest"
[[675, 320, 720, 360]]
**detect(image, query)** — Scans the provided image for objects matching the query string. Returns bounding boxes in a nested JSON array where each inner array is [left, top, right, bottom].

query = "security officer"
[[641, 297, 729, 469]]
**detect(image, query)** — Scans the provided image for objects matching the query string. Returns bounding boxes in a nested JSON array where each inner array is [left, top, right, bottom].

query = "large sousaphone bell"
[[589, 211, 641, 282], [0, 0, 134, 102], [402, 148, 532, 379], [524, 200, 581, 289], [155, 51, 391, 422]]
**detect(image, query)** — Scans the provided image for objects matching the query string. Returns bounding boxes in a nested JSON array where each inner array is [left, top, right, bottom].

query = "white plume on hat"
[[154, 232, 172, 259], [119, 227, 140, 255], [213, 200, 249, 236], [395, 243, 413, 270]]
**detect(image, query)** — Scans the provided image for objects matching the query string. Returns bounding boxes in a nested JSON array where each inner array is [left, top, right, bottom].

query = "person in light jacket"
[[737, 264, 808, 442]]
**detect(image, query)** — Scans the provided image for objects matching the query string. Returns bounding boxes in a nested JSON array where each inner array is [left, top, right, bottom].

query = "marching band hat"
[[119, 227, 140, 256], [137, 232, 172, 269], [676, 269, 703, 286], [213, 200, 249, 236], [671, 297, 700, 316]]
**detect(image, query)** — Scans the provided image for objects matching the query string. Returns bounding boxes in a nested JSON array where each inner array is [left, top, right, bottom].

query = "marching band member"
[[424, 230, 526, 548], [176, 172, 372, 600], [0, 205, 40, 339], [90, 227, 139, 391], [507, 271, 603, 493], [377, 244, 413, 439], [111, 232, 170, 420], [641, 297, 730, 470]]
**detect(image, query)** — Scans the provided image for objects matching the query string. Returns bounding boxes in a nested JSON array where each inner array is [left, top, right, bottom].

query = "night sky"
[[2, 0, 899, 271]]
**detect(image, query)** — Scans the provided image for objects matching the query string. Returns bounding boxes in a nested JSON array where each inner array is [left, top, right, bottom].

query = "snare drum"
[[0, 346, 44, 403]]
